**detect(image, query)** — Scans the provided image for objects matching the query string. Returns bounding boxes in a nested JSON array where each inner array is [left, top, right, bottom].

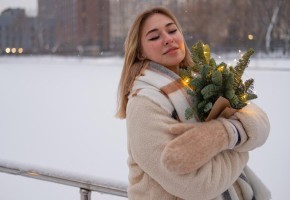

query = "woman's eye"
[[149, 36, 159, 41], [169, 29, 177, 34]]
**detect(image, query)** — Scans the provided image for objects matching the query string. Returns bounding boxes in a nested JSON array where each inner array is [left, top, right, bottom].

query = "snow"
[[0, 55, 289, 199]]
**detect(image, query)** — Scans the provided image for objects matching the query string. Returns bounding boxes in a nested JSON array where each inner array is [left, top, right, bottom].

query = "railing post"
[[80, 188, 91, 200]]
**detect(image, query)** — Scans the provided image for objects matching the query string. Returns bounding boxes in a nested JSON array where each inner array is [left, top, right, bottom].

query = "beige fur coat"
[[126, 96, 271, 200]]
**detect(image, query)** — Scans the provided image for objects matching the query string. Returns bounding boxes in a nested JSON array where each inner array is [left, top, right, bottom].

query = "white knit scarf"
[[129, 61, 198, 123]]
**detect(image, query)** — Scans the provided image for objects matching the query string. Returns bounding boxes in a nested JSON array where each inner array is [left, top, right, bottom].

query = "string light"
[[241, 94, 248, 101], [217, 66, 224, 72], [182, 77, 190, 87], [203, 44, 210, 64]]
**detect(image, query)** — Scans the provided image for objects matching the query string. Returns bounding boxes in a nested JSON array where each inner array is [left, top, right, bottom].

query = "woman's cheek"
[[152, 43, 161, 52]]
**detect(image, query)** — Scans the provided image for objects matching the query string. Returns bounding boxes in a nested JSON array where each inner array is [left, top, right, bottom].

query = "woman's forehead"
[[142, 13, 175, 34]]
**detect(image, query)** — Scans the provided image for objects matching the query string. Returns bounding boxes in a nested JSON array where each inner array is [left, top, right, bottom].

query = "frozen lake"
[[0, 55, 289, 199]]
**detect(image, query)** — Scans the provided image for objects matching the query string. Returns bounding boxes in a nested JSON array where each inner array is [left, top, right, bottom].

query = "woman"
[[116, 7, 271, 200]]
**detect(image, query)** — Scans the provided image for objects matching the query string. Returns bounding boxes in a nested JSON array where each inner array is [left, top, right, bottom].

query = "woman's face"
[[140, 13, 185, 73]]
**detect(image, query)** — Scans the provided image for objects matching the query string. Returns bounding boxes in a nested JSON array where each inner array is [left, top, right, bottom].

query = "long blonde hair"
[[116, 7, 193, 119]]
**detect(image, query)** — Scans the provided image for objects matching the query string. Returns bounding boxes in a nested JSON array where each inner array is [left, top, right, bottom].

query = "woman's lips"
[[163, 47, 179, 55]]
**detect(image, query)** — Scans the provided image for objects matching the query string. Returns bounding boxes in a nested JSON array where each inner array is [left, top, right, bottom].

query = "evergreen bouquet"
[[180, 41, 257, 122]]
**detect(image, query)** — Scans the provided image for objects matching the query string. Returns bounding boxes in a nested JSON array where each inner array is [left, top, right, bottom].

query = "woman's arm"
[[160, 102, 270, 175], [126, 96, 248, 200]]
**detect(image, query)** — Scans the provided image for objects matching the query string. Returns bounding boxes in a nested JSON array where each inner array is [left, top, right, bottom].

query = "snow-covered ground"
[[0, 55, 289, 199]]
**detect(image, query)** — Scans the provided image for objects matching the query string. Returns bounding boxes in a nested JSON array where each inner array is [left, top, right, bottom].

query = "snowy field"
[[0, 55, 289, 200]]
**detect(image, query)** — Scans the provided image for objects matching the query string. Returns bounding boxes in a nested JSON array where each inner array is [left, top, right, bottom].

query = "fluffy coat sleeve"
[[160, 102, 270, 174], [126, 96, 249, 200], [229, 102, 270, 152]]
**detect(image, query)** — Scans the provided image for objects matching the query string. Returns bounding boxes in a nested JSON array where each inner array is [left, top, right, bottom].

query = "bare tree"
[[250, 0, 289, 52], [265, 0, 285, 53]]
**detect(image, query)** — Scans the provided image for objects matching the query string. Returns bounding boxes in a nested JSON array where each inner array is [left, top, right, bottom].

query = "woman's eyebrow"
[[145, 22, 176, 37], [165, 22, 175, 27]]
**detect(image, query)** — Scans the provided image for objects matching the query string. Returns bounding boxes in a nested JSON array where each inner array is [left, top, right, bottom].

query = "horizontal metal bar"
[[0, 159, 128, 198]]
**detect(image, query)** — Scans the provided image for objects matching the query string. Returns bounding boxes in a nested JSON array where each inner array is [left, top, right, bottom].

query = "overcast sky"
[[0, 0, 37, 16]]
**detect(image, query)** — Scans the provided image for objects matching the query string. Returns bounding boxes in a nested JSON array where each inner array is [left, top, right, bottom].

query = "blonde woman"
[[117, 7, 271, 200]]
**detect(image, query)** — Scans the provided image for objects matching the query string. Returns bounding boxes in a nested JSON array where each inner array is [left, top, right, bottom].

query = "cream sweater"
[[126, 96, 271, 200]]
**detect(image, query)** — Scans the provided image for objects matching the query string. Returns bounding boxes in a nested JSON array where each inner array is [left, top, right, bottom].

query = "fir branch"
[[180, 41, 257, 121]]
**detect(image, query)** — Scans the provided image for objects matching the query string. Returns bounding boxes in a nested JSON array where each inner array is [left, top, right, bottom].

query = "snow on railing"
[[0, 159, 128, 200]]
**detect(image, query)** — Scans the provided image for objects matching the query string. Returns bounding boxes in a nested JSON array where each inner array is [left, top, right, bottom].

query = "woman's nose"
[[163, 34, 173, 46]]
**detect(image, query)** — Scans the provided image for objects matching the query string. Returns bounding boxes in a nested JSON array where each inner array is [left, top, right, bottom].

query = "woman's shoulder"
[[127, 95, 167, 114], [127, 92, 174, 117], [127, 96, 176, 123]]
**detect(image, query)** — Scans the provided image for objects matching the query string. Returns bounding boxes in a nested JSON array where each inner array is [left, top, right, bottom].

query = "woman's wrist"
[[228, 122, 240, 149]]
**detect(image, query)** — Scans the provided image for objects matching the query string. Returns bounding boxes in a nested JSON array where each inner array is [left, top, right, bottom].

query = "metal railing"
[[0, 159, 128, 200]]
